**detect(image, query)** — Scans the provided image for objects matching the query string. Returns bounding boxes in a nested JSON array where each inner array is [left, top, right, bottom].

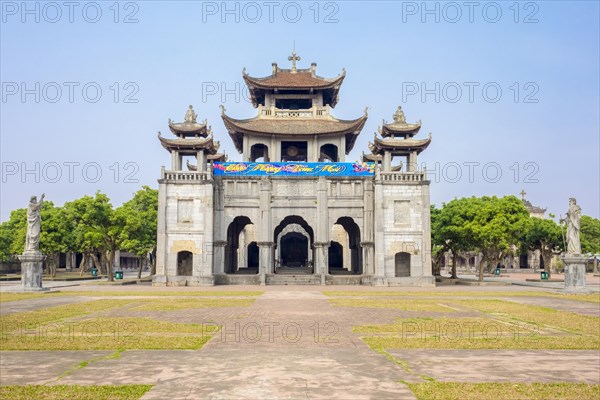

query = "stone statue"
[[184, 105, 197, 124], [393, 106, 406, 124], [563, 198, 582, 254], [25, 194, 44, 253]]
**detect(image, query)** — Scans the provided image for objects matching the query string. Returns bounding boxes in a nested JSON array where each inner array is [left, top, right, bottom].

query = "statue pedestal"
[[18, 251, 47, 292], [561, 254, 588, 293]]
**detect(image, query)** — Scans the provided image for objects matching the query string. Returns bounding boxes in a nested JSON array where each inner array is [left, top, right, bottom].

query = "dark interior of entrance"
[[280, 233, 308, 267], [225, 216, 257, 274], [281, 141, 308, 162], [328, 217, 362, 275]]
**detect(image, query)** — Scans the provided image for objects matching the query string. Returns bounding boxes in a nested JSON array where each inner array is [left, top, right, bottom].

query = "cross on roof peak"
[[520, 189, 527, 200], [288, 51, 301, 72]]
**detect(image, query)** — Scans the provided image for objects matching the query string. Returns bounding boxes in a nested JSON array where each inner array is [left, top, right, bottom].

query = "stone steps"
[[266, 274, 321, 285]]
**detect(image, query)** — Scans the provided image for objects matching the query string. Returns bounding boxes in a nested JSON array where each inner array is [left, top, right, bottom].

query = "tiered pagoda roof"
[[242, 52, 345, 107], [158, 105, 226, 160], [364, 106, 432, 158], [221, 109, 368, 153]]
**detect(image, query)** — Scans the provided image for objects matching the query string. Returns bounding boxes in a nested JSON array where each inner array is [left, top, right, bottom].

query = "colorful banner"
[[213, 162, 375, 177]]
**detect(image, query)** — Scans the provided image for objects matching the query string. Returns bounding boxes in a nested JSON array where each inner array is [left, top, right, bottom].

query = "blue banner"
[[213, 162, 375, 176]]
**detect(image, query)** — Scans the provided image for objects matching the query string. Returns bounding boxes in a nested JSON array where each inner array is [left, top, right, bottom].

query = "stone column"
[[382, 152, 392, 172], [197, 151, 206, 172], [213, 241, 227, 275], [155, 182, 168, 276], [258, 242, 274, 285], [407, 152, 418, 172], [18, 251, 46, 291], [313, 242, 329, 285], [114, 250, 121, 271], [561, 254, 588, 293], [65, 250, 73, 272], [373, 174, 386, 285], [421, 181, 433, 279]]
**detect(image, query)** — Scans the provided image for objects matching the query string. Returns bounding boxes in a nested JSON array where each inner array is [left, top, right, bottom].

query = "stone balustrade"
[[259, 105, 330, 118], [379, 172, 426, 182], [161, 170, 212, 182]]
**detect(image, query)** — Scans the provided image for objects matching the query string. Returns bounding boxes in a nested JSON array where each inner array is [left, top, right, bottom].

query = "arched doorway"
[[395, 252, 411, 277], [328, 241, 343, 269], [329, 217, 362, 274], [319, 144, 338, 162], [225, 216, 256, 274], [274, 216, 314, 273], [247, 242, 259, 270], [177, 251, 193, 276], [250, 144, 269, 162]]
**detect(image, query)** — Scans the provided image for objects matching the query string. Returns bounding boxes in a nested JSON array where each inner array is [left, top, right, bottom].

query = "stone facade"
[[154, 56, 433, 286]]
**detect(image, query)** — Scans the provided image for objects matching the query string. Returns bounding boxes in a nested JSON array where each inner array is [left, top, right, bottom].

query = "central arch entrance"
[[274, 216, 314, 273], [225, 216, 257, 274]]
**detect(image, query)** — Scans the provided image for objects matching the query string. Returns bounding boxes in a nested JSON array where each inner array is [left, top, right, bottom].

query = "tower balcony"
[[258, 104, 331, 119]]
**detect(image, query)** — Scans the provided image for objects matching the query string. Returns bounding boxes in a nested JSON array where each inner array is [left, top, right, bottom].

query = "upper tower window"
[[275, 98, 312, 110]]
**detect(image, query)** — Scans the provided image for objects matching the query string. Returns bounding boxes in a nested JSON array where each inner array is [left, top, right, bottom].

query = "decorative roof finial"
[[393, 106, 406, 124], [288, 50, 301, 72], [219, 104, 226, 115], [520, 189, 527, 200], [184, 105, 197, 124]]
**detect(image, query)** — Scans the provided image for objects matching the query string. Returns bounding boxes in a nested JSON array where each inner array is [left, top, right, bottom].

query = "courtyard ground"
[[0, 279, 599, 399]]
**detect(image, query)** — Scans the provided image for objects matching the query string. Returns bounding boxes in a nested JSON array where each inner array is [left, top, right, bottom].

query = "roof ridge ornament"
[[288, 50, 301, 72], [393, 106, 407, 125], [219, 104, 226, 115], [184, 105, 197, 124]]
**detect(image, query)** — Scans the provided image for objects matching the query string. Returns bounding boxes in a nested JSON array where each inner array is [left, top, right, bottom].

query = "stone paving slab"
[[27, 349, 416, 400], [0, 296, 92, 315], [388, 349, 600, 384], [501, 296, 600, 316], [0, 350, 114, 385]]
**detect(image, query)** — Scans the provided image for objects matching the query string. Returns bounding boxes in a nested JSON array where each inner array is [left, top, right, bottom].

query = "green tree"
[[468, 196, 532, 281], [431, 198, 474, 279], [522, 217, 563, 273], [0, 208, 27, 260], [580, 215, 600, 254], [117, 186, 158, 278], [65, 192, 119, 280]]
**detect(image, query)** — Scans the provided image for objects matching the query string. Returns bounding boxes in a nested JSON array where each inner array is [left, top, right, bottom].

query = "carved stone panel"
[[177, 199, 193, 223], [394, 200, 410, 226]]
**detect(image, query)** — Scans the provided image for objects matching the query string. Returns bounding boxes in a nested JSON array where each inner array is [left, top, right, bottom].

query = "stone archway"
[[225, 216, 255, 274], [177, 251, 193, 276], [274, 216, 314, 272], [329, 217, 362, 274]]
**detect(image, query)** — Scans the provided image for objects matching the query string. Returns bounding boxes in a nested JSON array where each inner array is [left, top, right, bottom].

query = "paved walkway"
[[1, 286, 599, 399]]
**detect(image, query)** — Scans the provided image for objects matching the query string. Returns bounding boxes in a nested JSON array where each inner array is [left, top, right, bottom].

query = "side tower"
[[154, 106, 226, 286], [363, 107, 434, 286]]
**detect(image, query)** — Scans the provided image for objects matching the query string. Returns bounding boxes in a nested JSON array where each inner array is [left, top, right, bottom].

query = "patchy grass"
[[59, 290, 264, 297], [457, 300, 600, 336], [0, 299, 137, 327], [0, 385, 153, 400], [130, 298, 255, 311], [324, 290, 600, 303], [0, 292, 64, 303], [1, 317, 220, 350], [407, 382, 600, 400], [355, 300, 600, 350], [329, 298, 456, 312]]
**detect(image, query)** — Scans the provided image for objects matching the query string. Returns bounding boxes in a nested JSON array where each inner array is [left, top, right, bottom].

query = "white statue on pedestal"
[[25, 194, 44, 253]]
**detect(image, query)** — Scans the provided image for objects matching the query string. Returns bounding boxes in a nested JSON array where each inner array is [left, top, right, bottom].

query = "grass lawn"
[[0, 385, 153, 400], [324, 290, 600, 304], [0, 292, 63, 303], [0, 297, 247, 350], [407, 382, 600, 400], [331, 296, 600, 350]]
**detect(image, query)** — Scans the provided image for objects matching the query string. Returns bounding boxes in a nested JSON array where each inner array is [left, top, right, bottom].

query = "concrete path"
[[388, 349, 600, 384], [1, 287, 599, 399]]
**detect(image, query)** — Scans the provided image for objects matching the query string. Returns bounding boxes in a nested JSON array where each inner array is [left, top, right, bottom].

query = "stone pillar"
[[373, 175, 386, 285], [421, 181, 432, 278], [407, 152, 418, 172], [258, 242, 274, 285], [155, 182, 168, 276], [213, 241, 227, 275], [171, 151, 181, 170], [561, 254, 588, 293], [382, 152, 391, 172], [316, 177, 329, 282], [114, 250, 121, 271], [65, 251, 73, 272], [313, 242, 329, 285], [18, 251, 46, 291], [197, 151, 206, 172]]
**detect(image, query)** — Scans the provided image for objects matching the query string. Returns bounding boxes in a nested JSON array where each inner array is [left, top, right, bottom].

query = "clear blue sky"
[[1, 1, 599, 221]]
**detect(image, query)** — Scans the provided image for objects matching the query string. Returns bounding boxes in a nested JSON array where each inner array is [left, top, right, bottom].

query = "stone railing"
[[161, 169, 212, 182], [259, 105, 330, 118], [380, 172, 426, 182]]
